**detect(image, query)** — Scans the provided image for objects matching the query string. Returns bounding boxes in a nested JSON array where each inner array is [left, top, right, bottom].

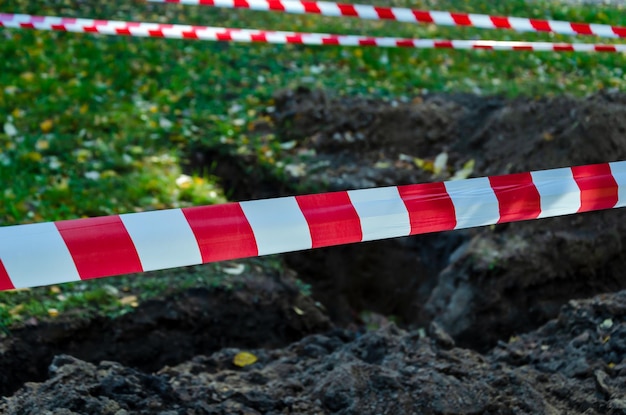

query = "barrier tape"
[[1, 14, 626, 53], [1, 161, 626, 291], [149, 0, 626, 39]]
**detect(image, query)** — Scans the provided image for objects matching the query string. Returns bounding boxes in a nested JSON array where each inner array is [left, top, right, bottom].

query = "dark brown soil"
[[3, 291, 626, 414], [0, 268, 330, 397], [2, 89, 626, 413]]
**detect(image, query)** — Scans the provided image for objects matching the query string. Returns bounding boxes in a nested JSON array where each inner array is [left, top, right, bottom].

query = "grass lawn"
[[0, 0, 624, 328]]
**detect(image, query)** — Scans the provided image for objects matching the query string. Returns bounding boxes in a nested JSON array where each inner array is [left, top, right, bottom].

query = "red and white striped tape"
[[1, 162, 626, 291], [1, 14, 625, 53], [150, 0, 626, 39]]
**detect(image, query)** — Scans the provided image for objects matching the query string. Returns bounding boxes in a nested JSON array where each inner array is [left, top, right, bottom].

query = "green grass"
[[0, 0, 625, 326]]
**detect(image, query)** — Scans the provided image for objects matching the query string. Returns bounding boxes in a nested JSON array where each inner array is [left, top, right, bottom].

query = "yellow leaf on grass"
[[23, 152, 43, 162], [35, 139, 49, 151], [20, 72, 35, 82], [119, 295, 138, 307], [233, 351, 257, 367], [40, 119, 54, 133], [9, 304, 24, 316]]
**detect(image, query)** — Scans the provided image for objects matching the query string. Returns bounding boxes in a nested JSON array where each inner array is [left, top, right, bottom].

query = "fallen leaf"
[[374, 161, 391, 169], [233, 351, 258, 367], [450, 159, 475, 181], [119, 295, 138, 307], [433, 152, 448, 175], [40, 119, 54, 133], [279, 140, 297, 150], [35, 139, 49, 151], [175, 174, 192, 189], [414, 157, 435, 173], [222, 264, 245, 275]]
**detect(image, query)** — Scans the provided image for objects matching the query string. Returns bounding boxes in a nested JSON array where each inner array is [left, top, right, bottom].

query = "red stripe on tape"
[[412, 10, 434, 23], [216, 32, 232, 41], [434, 40, 454, 48], [56, 216, 143, 280], [148, 29, 165, 37], [182, 29, 199, 39], [322, 37, 340, 45], [375, 7, 395, 20], [595, 45, 617, 52], [572, 164, 618, 212], [398, 182, 457, 234], [614, 27, 626, 37], [490, 16, 512, 29], [530, 19, 552, 32], [450, 13, 472, 26], [359, 38, 377, 46], [286, 34, 304, 43], [554, 44, 575, 52], [250, 32, 268, 42], [183, 203, 258, 262], [268, 0, 286, 11], [296, 192, 362, 248], [570, 22, 593, 35], [396, 39, 415, 47], [0, 260, 15, 291], [489, 172, 541, 223], [301, 1, 321, 13], [337, 4, 359, 16]]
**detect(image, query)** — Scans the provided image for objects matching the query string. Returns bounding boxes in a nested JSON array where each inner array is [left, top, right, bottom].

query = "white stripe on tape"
[[0, 222, 80, 288], [348, 186, 411, 241], [247, 0, 274, 11], [548, 21, 577, 36], [353, 5, 379, 20], [507, 16, 535, 32], [590, 23, 614, 38], [317, 2, 343, 16], [468, 14, 495, 29], [531, 168, 581, 218], [610, 161, 626, 208], [240, 197, 312, 255], [120, 209, 202, 271], [445, 177, 500, 229], [429, 11, 456, 26]]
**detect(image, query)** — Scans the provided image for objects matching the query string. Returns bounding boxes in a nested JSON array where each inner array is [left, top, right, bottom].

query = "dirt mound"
[[0, 268, 329, 397], [268, 88, 626, 349], [3, 290, 625, 414]]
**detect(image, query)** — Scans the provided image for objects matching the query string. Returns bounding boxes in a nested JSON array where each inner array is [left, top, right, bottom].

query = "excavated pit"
[[3, 90, 626, 413]]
